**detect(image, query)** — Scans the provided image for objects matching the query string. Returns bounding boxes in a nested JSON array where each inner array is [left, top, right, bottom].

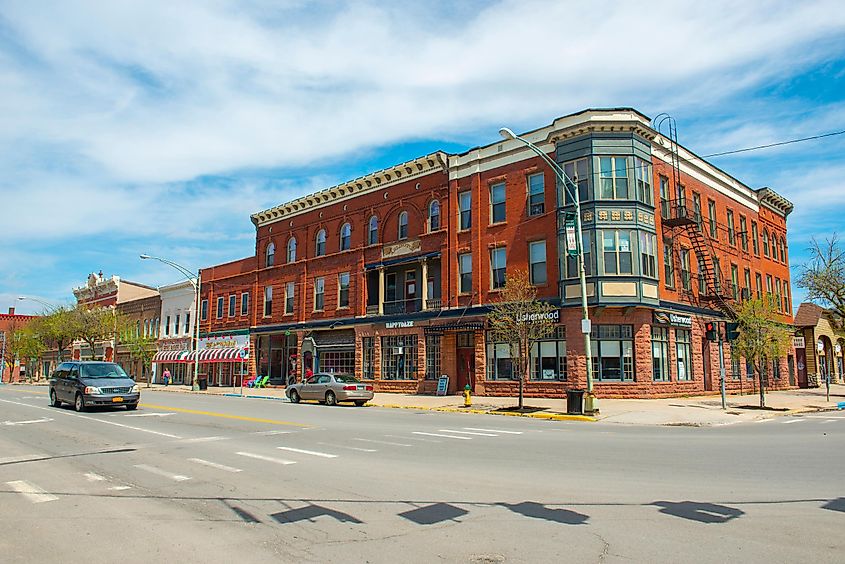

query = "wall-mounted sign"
[[198, 334, 249, 350], [653, 311, 693, 328], [517, 310, 560, 324], [792, 336, 805, 349], [386, 320, 414, 329]]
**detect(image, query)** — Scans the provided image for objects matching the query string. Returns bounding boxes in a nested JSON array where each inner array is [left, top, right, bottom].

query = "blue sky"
[[2, 0, 845, 314]]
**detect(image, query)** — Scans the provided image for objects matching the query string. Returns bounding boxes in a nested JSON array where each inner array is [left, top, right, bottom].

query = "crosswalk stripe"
[[236, 452, 296, 465], [108, 486, 132, 491], [181, 436, 226, 443], [439, 429, 498, 436], [821, 419, 837, 424], [134, 464, 191, 481], [6, 480, 58, 503], [385, 434, 440, 443], [782, 419, 803, 424], [84, 473, 106, 481], [276, 446, 338, 458], [413, 431, 472, 440], [188, 458, 243, 473], [464, 427, 523, 435], [353, 438, 412, 447], [316, 442, 377, 453], [255, 430, 293, 436]]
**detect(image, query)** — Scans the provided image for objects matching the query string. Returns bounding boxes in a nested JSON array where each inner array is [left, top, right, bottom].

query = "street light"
[[499, 127, 597, 414], [17, 296, 60, 312], [140, 254, 202, 392]]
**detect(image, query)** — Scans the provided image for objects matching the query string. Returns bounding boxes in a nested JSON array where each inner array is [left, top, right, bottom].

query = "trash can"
[[198, 378, 208, 391], [566, 389, 585, 415]]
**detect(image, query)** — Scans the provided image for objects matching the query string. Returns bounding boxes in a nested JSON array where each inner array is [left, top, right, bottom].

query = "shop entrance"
[[702, 337, 713, 391], [796, 347, 807, 387], [456, 332, 475, 392]]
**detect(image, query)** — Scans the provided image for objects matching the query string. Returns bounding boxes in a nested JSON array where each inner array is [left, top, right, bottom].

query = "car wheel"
[[50, 389, 62, 407], [74, 393, 86, 412], [126, 404, 138, 411], [354, 400, 367, 407], [289, 390, 300, 404], [325, 391, 337, 406]]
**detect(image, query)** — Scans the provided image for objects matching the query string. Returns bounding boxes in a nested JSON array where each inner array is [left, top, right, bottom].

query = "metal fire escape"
[[653, 114, 736, 320]]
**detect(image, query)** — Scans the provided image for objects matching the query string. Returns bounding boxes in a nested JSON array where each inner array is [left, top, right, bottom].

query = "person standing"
[[163, 367, 171, 386]]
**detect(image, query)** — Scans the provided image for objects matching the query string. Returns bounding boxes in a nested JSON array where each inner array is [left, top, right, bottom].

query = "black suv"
[[49, 361, 140, 412]]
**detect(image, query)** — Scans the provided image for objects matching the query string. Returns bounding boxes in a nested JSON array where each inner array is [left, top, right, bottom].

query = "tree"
[[75, 306, 121, 360], [123, 334, 157, 387], [798, 234, 845, 325], [487, 270, 557, 411], [731, 296, 792, 408], [32, 306, 80, 363]]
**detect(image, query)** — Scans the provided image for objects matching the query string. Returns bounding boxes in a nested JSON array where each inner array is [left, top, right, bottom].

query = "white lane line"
[[439, 429, 498, 436], [753, 419, 774, 423], [0, 398, 181, 438], [821, 419, 837, 424], [124, 413, 174, 418], [84, 473, 106, 482], [316, 442, 377, 453], [464, 427, 523, 435], [2, 418, 54, 426], [353, 438, 412, 447], [277, 446, 338, 459], [134, 464, 191, 481], [782, 419, 803, 424], [108, 486, 131, 491], [236, 452, 296, 465], [413, 431, 472, 440], [255, 430, 293, 436], [187, 458, 243, 473], [6, 480, 58, 504], [385, 434, 440, 443], [181, 436, 226, 443]]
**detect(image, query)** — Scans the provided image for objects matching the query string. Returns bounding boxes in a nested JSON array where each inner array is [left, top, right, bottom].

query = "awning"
[[190, 348, 248, 363], [312, 329, 355, 350], [152, 350, 190, 363]]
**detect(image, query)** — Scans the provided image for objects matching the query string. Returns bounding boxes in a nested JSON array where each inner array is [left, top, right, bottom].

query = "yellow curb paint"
[[139, 403, 311, 428], [5, 389, 47, 395]]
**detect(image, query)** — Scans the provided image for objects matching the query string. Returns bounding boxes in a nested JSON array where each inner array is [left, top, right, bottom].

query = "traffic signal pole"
[[718, 324, 727, 410]]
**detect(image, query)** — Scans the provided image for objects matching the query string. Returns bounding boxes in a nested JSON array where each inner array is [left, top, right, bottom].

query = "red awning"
[[190, 348, 247, 363]]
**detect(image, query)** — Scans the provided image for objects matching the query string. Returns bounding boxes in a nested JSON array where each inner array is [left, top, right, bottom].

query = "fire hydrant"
[[463, 384, 472, 407]]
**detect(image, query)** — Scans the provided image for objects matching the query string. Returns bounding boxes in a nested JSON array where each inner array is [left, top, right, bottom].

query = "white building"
[[154, 279, 197, 385]]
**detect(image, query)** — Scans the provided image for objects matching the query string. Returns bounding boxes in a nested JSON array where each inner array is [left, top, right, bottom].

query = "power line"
[[700, 129, 845, 159]]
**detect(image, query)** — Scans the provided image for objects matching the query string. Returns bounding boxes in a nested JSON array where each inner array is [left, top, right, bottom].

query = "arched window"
[[368, 216, 378, 245], [287, 237, 297, 263], [265, 242, 275, 267], [780, 237, 786, 263], [315, 229, 326, 257], [429, 200, 440, 231], [398, 211, 408, 240], [340, 223, 352, 251], [762, 230, 769, 257]]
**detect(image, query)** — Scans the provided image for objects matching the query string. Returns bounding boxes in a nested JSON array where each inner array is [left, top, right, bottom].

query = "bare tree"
[[487, 270, 557, 411], [798, 234, 845, 324]]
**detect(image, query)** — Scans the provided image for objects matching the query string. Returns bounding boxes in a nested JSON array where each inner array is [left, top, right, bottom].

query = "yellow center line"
[[139, 403, 312, 428], [3, 388, 47, 395]]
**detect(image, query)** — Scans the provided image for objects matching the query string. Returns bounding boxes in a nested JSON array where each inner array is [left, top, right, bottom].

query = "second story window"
[[368, 216, 378, 245], [398, 212, 408, 240], [529, 240, 547, 285], [752, 221, 759, 255], [314, 277, 325, 311], [265, 242, 275, 267], [634, 157, 652, 205], [459, 253, 472, 293], [216, 297, 224, 319], [201, 299, 208, 321], [490, 247, 506, 289], [740, 216, 748, 252], [340, 223, 351, 251], [165, 315, 171, 336], [527, 173, 544, 215], [241, 292, 249, 316], [663, 242, 673, 287], [780, 237, 787, 264], [459, 191, 471, 230], [680, 249, 691, 291], [602, 230, 633, 275], [184, 313, 190, 334], [490, 183, 506, 223], [756, 272, 762, 299], [287, 237, 297, 263], [727, 210, 736, 246], [762, 230, 770, 257], [428, 200, 440, 231], [285, 282, 294, 314], [563, 158, 589, 204], [315, 229, 326, 257], [228, 295, 235, 317], [175, 314, 181, 334], [263, 286, 272, 317], [641, 232, 657, 279], [599, 156, 628, 199], [708, 200, 717, 239], [338, 272, 350, 308]]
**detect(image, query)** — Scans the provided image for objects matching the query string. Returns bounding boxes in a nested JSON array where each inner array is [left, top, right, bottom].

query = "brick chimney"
[[8, 307, 15, 315]]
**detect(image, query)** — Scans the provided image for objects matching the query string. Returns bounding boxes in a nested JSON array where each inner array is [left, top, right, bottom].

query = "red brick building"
[[0, 307, 38, 382], [213, 108, 796, 398]]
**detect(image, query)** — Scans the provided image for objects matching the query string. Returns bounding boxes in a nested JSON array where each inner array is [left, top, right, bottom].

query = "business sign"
[[198, 334, 249, 350], [653, 311, 693, 328], [517, 310, 560, 324], [436, 375, 449, 396], [385, 320, 414, 329], [792, 336, 805, 349], [564, 215, 578, 257]]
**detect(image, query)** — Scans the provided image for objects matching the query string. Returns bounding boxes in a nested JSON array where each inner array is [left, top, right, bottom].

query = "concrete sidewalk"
[[111, 381, 845, 426]]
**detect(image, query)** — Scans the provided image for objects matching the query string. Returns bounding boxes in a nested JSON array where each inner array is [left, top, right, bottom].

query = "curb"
[[368, 403, 596, 422]]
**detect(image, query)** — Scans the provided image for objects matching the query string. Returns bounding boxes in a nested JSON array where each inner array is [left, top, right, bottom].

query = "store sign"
[[158, 338, 191, 352], [198, 334, 249, 350], [564, 215, 578, 257], [517, 310, 560, 323], [793, 336, 805, 349], [653, 312, 693, 328], [385, 320, 414, 329]]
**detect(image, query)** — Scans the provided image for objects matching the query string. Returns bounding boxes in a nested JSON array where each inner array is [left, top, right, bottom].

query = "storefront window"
[[486, 339, 514, 381], [319, 351, 355, 375], [731, 356, 741, 380], [652, 326, 670, 382], [425, 334, 441, 380], [362, 337, 375, 380], [591, 325, 635, 381], [675, 328, 692, 381], [381, 335, 417, 380], [530, 326, 566, 381]]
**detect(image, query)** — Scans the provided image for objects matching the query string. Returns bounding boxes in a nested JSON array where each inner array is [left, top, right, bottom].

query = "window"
[[602, 230, 633, 275], [751, 221, 759, 255], [228, 295, 236, 317], [340, 223, 351, 251], [772, 358, 781, 380], [784, 282, 791, 314], [727, 210, 736, 246], [746, 359, 755, 381], [527, 173, 544, 215], [530, 326, 567, 381], [634, 157, 652, 205], [591, 325, 635, 381], [428, 200, 440, 231], [529, 241, 547, 285], [216, 297, 224, 319], [652, 326, 670, 382], [240, 293, 249, 316], [692, 192, 702, 231], [175, 314, 181, 335], [368, 216, 378, 245], [287, 238, 297, 263], [319, 352, 355, 375], [713, 256, 722, 292], [566, 232, 594, 278], [731, 356, 741, 380], [285, 282, 294, 314], [775, 278, 783, 311], [641, 232, 658, 279], [766, 274, 773, 295], [563, 158, 589, 203], [396, 211, 408, 240], [425, 334, 441, 380], [659, 176, 670, 218], [184, 313, 190, 334], [362, 337, 375, 379], [314, 277, 325, 310], [459, 253, 472, 293], [490, 182, 506, 223], [731, 264, 739, 300], [739, 216, 748, 252], [599, 156, 628, 199], [662, 240, 674, 287], [165, 315, 171, 336], [263, 286, 272, 317], [708, 200, 717, 238], [459, 191, 472, 230], [780, 237, 787, 264], [762, 230, 769, 257], [676, 328, 692, 381], [265, 242, 275, 267], [315, 229, 326, 256], [698, 256, 707, 295], [490, 247, 506, 289], [338, 272, 350, 308], [756, 272, 762, 299], [771, 234, 778, 261], [744, 268, 752, 299], [381, 335, 418, 380], [486, 335, 513, 380], [680, 249, 691, 291], [201, 299, 208, 321]]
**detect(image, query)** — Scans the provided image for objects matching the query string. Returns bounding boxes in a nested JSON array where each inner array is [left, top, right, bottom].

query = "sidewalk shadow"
[[653, 501, 744, 523], [398, 502, 468, 525], [499, 501, 588, 525], [271, 503, 364, 525], [491, 407, 549, 414]]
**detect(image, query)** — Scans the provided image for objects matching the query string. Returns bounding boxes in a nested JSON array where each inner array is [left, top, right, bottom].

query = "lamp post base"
[[584, 392, 600, 415]]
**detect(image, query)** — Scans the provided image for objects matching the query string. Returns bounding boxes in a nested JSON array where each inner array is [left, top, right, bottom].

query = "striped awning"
[[187, 348, 248, 363], [152, 350, 190, 363]]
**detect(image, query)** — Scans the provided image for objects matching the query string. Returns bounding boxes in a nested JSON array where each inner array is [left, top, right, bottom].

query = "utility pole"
[[718, 322, 727, 410]]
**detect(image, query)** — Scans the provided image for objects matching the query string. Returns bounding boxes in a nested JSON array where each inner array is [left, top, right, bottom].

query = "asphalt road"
[[1, 385, 843, 564]]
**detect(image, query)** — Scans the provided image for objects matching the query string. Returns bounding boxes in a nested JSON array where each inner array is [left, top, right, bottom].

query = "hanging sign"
[[792, 336, 805, 349], [565, 214, 578, 257]]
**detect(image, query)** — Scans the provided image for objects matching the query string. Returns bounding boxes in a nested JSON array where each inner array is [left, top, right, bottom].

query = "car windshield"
[[81, 364, 129, 379], [333, 374, 359, 383]]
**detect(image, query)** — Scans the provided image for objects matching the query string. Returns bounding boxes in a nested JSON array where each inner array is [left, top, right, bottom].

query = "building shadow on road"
[[498, 501, 589, 525], [652, 501, 744, 523], [822, 498, 845, 513]]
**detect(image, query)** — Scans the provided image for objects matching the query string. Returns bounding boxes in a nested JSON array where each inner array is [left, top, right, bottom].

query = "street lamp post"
[[140, 255, 202, 392], [499, 127, 597, 414]]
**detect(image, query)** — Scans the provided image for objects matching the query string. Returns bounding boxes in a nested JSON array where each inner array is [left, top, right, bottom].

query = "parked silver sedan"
[[286, 373, 373, 406]]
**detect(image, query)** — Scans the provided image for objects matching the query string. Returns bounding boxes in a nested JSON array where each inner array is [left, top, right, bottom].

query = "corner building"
[[247, 108, 795, 398]]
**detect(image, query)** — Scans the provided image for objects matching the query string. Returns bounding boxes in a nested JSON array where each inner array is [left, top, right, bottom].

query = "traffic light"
[[725, 322, 740, 341], [705, 321, 718, 342]]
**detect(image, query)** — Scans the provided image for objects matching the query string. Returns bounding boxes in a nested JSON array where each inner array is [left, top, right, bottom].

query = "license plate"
[[112, 397, 124, 403], [357, 385, 364, 390]]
